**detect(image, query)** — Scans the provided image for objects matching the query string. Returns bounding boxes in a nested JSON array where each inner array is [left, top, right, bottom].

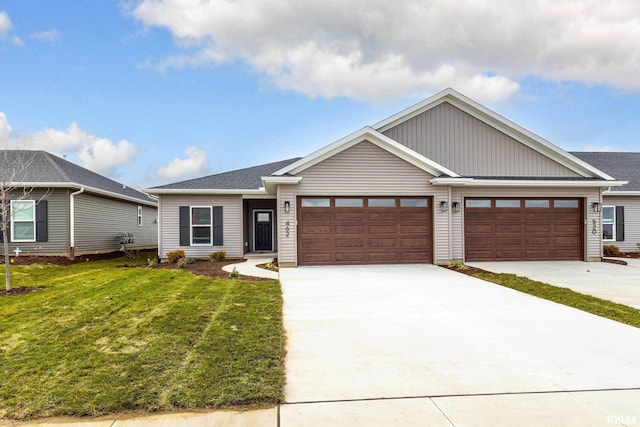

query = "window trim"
[[10, 200, 36, 243], [602, 205, 616, 241], [191, 206, 213, 246], [137, 206, 143, 227]]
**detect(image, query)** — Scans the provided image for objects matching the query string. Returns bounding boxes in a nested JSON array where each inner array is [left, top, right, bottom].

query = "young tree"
[[1, 150, 50, 291]]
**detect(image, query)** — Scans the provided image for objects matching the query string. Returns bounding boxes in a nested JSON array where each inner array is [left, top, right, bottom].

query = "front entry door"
[[254, 210, 273, 251]]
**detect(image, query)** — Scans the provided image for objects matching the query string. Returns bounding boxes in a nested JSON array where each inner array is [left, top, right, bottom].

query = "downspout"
[[448, 185, 453, 263], [69, 187, 85, 257]]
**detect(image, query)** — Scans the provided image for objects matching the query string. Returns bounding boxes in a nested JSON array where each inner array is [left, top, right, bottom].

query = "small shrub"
[[185, 257, 195, 265], [210, 251, 226, 262], [637, 243, 640, 251], [147, 257, 159, 269], [167, 250, 185, 264], [177, 257, 187, 268], [229, 267, 239, 278], [603, 245, 621, 257], [448, 260, 468, 270]]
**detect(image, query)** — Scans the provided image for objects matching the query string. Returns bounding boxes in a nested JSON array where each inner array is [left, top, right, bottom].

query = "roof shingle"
[[570, 152, 640, 192]]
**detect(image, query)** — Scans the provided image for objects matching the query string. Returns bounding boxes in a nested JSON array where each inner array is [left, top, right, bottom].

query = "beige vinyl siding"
[[74, 193, 158, 254], [602, 195, 640, 252], [3, 188, 69, 256], [451, 187, 602, 261], [159, 194, 242, 259], [277, 141, 448, 265], [383, 102, 581, 178]]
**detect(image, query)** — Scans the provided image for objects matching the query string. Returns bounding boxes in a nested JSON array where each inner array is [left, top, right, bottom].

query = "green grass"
[[0, 257, 284, 420], [475, 272, 640, 328]]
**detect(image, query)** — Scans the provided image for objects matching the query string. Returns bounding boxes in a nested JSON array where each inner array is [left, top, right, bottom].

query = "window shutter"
[[213, 206, 223, 246], [0, 202, 9, 242], [616, 206, 625, 242], [36, 200, 48, 242], [0, 205, 3, 241], [179, 206, 190, 246]]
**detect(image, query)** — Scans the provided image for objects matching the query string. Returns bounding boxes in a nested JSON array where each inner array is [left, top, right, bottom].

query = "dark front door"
[[254, 211, 273, 251]]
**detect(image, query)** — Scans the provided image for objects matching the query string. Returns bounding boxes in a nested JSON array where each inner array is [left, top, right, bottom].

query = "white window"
[[191, 206, 212, 245], [137, 206, 143, 227], [11, 200, 36, 242], [602, 206, 615, 241]]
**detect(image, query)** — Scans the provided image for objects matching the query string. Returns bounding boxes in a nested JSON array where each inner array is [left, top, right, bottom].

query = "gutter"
[[69, 187, 85, 252], [429, 178, 628, 188]]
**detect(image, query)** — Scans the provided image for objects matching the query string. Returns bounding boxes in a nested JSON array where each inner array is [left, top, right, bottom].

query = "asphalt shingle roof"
[[570, 152, 640, 192], [150, 157, 301, 190], [2, 150, 156, 204]]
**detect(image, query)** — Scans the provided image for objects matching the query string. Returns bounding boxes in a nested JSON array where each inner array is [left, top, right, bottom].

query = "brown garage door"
[[464, 198, 583, 261], [297, 196, 432, 265]]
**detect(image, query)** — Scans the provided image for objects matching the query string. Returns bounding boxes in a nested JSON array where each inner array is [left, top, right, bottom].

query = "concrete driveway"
[[280, 264, 640, 425], [468, 260, 640, 309]]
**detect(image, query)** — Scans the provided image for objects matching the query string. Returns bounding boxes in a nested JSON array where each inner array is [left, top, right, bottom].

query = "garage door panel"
[[368, 238, 397, 248], [302, 225, 331, 234], [335, 212, 364, 221], [335, 238, 365, 248], [335, 225, 364, 234], [298, 196, 432, 265], [302, 211, 331, 221], [466, 224, 493, 233], [496, 224, 522, 233], [368, 212, 397, 221], [496, 236, 522, 245], [368, 224, 397, 234], [495, 212, 522, 221], [465, 198, 583, 262]]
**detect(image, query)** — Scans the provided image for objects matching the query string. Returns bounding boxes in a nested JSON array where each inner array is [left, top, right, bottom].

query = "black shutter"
[[0, 205, 3, 241], [616, 206, 625, 242], [36, 200, 48, 242], [0, 202, 9, 242], [179, 206, 190, 246], [213, 206, 223, 246]]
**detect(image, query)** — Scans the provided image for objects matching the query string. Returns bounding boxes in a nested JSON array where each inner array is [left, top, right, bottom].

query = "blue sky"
[[1, 0, 639, 190]]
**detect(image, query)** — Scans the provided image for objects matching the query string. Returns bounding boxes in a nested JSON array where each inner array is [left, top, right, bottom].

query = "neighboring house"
[[571, 152, 640, 252], [148, 89, 626, 266], [0, 150, 158, 258]]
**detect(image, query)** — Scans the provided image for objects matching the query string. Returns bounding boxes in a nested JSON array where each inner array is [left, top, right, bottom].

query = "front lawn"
[[475, 272, 640, 328], [0, 257, 284, 420]]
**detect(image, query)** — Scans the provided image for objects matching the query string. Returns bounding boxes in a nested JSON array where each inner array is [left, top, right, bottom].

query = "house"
[[0, 150, 158, 258], [148, 89, 626, 266], [570, 152, 640, 253]]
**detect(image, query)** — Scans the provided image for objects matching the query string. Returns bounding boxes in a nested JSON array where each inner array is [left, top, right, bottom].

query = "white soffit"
[[373, 88, 615, 181], [272, 127, 459, 178]]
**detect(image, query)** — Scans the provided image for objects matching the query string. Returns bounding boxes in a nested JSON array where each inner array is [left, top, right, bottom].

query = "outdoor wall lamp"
[[452, 201, 460, 213], [440, 201, 448, 212], [284, 200, 291, 213], [592, 202, 601, 213]]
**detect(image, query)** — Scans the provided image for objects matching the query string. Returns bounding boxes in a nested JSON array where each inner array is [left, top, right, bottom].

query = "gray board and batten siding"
[[382, 102, 581, 178]]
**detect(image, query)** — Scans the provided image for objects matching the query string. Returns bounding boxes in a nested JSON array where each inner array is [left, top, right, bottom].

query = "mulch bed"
[[0, 251, 125, 266], [0, 286, 45, 297], [155, 259, 274, 281], [443, 265, 493, 277]]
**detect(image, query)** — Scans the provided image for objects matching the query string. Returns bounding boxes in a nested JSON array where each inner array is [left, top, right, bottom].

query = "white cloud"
[[131, 0, 640, 103], [0, 112, 137, 175], [30, 29, 62, 43], [0, 11, 11, 35], [157, 146, 207, 179], [0, 10, 22, 45]]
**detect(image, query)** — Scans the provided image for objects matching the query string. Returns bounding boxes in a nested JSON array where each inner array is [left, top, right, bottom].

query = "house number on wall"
[[285, 221, 290, 237]]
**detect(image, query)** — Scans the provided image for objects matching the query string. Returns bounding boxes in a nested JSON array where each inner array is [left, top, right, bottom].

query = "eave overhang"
[[429, 178, 629, 188], [12, 181, 157, 206], [146, 188, 268, 195]]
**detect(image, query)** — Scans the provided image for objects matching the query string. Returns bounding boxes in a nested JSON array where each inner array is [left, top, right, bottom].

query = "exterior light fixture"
[[440, 201, 448, 212], [592, 202, 601, 213], [284, 200, 291, 213], [452, 201, 460, 213]]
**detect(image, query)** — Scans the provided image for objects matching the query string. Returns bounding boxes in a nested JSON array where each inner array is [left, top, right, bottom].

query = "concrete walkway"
[[469, 260, 640, 309], [221, 257, 278, 280]]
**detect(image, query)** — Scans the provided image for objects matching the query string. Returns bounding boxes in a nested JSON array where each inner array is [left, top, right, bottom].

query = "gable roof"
[[373, 88, 616, 181], [273, 127, 459, 178], [2, 150, 156, 206], [570, 152, 640, 193], [148, 157, 301, 194]]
